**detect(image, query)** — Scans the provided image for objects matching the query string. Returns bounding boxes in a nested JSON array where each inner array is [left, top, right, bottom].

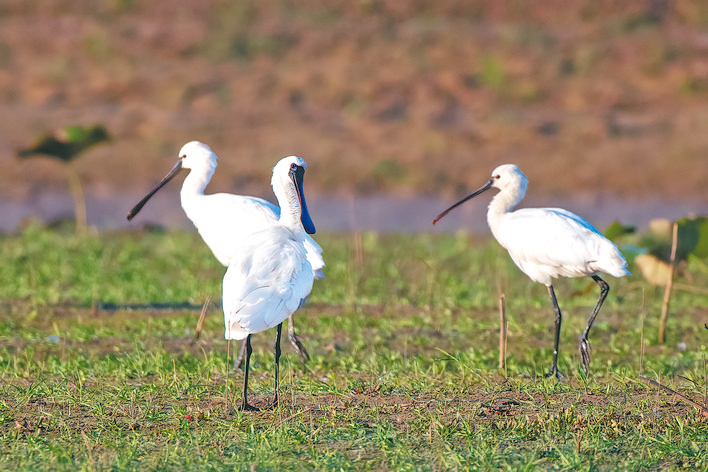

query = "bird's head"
[[126, 140, 217, 221], [271, 156, 316, 234], [489, 164, 527, 195], [178, 141, 218, 172], [433, 163, 528, 225]]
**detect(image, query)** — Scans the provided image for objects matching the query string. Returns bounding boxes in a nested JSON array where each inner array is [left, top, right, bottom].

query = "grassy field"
[[1, 224, 708, 470]]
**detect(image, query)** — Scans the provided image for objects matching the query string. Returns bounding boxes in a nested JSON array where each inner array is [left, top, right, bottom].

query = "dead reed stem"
[[639, 375, 708, 417], [499, 294, 507, 371], [659, 221, 678, 344], [195, 295, 211, 340]]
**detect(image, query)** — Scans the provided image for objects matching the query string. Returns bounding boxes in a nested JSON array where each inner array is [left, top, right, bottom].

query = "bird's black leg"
[[233, 339, 247, 373], [287, 316, 310, 365], [271, 323, 283, 409], [546, 284, 564, 379], [579, 275, 609, 372], [240, 335, 259, 411]]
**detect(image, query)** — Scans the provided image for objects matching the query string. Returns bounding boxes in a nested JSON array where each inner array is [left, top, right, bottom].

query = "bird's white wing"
[[222, 226, 314, 340], [497, 208, 626, 283], [184, 193, 279, 266], [184, 193, 325, 277], [303, 235, 325, 279]]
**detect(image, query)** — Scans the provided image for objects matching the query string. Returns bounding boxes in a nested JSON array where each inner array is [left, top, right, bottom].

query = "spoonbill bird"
[[223, 155, 315, 410], [433, 164, 630, 378], [127, 141, 324, 364]]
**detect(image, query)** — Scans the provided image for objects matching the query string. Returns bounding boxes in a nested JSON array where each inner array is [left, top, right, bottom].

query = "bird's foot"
[[269, 394, 280, 410], [579, 337, 591, 371], [544, 363, 565, 380], [289, 332, 311, 364], [544, 370, 565, 381], [239, 401, 260, 412]]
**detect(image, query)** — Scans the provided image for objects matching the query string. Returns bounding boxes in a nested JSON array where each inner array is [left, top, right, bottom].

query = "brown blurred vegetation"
[[1, 0, 707, 202]]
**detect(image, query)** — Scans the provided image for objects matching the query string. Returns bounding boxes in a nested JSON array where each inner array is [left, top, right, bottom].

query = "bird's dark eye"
[[290, 163, 298, 171], [494, 174, 501, 179]]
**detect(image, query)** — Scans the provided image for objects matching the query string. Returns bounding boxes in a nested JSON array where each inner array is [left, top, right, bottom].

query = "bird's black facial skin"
[[289, 163, 316, 234]]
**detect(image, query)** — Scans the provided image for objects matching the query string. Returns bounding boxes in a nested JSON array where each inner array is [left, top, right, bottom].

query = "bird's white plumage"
[[222, 156, 315, 340], [433, 163, 630, 377], [128, 144, 320, 408], [485, 164, 630, 286], [492, 207, 630, 285], [177, 141, 325, 277], [223, 225, 313, 340]]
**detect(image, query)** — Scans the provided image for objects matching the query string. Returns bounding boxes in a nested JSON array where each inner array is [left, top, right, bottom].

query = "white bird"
[[433, 164, 630, 378], [127, 141, 324, 364], [222, 155, 315, 410]]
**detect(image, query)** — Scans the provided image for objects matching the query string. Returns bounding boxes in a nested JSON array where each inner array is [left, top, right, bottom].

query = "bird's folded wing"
[[223, 227, 314, 337], [500, 208, 622, 280]]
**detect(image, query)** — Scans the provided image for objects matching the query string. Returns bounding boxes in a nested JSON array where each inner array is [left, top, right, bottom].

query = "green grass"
[[1, 224, 708, 470]]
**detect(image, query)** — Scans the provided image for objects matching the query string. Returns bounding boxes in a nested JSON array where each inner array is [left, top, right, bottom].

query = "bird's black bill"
[[290, 165, 316, 234], [127, 159, 183, 221], [432, 178, 494, 225]]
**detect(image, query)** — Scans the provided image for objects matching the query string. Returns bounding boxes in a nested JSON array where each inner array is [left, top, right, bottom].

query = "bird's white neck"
[[487, 182, 525, 229], [180, 161, 216, 199], [273, 181, 304, 233], [179, 162, 217, 229]]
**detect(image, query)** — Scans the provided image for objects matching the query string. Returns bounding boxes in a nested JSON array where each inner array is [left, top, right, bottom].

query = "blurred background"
[[1, 0, 707, 232]]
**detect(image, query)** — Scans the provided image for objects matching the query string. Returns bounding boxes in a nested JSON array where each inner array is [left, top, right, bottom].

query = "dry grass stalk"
[[639, 375, 708, 418], [195, 295, 211, 340], [658, 221, 679, 344], [499, 293, 507, 372], [81, 430, 96, 472], [353, 232, 364, 268]]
